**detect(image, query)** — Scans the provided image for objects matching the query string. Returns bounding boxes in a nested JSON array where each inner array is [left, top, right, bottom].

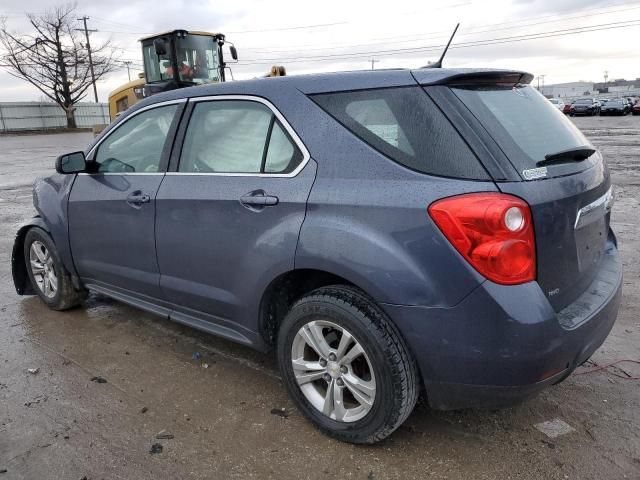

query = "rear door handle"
[[126, 190, 151, 208], [240, 191, 279, 210]]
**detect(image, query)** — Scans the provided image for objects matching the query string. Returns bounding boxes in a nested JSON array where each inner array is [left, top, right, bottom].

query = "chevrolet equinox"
[[12, 68, 622, 444]]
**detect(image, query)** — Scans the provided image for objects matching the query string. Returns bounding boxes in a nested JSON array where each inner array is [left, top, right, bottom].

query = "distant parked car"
[[600, 99, 629, 116], [570, 98, 600, 116], [633, 102, 640, 115], [562, 103, 572, 114], [548, 98, 565, 112]]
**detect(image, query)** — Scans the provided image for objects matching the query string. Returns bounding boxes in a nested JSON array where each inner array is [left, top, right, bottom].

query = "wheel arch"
[[12, 217, 49, 295], [258, 268, 358, 347]]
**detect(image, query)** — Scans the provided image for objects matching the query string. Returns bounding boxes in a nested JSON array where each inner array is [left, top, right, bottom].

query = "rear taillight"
[[428, 193, 536, 285]]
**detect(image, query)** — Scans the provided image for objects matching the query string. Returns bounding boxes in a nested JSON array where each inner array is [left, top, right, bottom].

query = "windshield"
[[142, 35, 221, 84], [608, 100, 623, 106], [452, 84, 595, 177], [175, 35, 221, 84], [574, 99, 592, 104]]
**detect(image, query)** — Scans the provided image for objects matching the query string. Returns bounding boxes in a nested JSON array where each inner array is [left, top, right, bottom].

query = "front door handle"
[[240, 191, 279, 210], [126, 190, 151, 208]]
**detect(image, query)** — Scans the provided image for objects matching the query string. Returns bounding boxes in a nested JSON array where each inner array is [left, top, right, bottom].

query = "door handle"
[[240, 191, 279, 210], [126, 190, 151, 208]]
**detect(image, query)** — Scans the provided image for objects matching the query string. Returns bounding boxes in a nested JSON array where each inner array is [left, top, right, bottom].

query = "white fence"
[[0, 102, 109, 133]]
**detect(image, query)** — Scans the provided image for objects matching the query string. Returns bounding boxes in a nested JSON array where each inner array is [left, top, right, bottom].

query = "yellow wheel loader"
[[108, 29, 237, 120]]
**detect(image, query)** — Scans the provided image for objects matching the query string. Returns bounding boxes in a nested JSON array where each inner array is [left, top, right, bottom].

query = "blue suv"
[[12, 68, 622, 443]]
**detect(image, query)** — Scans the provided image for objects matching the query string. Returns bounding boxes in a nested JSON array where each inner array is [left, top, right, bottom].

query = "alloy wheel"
[[291, 320, 376, 422], [29, 241, 58, 298]]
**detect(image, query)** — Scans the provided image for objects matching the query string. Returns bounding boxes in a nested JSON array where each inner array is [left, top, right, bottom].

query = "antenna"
[[425, 23, 460, 69]]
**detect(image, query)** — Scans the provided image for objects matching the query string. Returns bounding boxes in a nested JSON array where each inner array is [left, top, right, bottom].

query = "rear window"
[[312, 87, 489, 180], [574, 99, 592, 104], [452, 85, 595, 177]]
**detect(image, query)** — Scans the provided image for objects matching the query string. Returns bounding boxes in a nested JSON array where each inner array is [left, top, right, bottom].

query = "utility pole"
[[124, 61, 132, 81], [603, 70, 609, 85], [537, 75, 540, 91], [540, 74, 546, 95], [369, 58, 379, 70], [76, 16, 98, 102]]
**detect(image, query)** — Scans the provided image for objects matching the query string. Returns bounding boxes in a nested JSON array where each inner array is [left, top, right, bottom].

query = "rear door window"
[[312, 87, 489, 180], [452, 85, 596, 178], [179, 100, 303, 174]]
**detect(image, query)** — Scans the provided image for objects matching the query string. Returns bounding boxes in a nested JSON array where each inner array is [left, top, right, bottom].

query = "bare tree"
[[0, 4, 118, 128]]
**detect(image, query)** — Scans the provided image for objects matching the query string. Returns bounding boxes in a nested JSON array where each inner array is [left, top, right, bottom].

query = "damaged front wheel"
[[24, 227, 86, 310]]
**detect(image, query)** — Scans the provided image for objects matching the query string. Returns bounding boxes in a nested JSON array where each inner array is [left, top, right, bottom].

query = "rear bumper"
[[382, 231, 622, 410]]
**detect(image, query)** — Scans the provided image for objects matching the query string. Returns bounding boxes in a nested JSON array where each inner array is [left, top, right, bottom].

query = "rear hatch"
[[447, 82, 612, 311]]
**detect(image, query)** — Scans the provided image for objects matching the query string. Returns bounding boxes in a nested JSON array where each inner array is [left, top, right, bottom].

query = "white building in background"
[[541, 82, 595, 99], [542, 78, 640, 103], [593, 78, 640, 95]]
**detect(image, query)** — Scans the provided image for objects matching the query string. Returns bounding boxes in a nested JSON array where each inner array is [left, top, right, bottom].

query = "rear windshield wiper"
[[536, 147, 596, 167]]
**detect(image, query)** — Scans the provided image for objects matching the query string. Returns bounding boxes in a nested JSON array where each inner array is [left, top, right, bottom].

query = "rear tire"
[[24, 227, 86, 311], [277, 285, 419, 444]]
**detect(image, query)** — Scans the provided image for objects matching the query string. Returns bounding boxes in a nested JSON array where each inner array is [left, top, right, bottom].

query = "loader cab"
[[141, 30, 233, 97]]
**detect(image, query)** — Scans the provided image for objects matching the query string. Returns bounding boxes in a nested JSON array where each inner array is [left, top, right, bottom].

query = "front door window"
[[95, 105, 177, 173]]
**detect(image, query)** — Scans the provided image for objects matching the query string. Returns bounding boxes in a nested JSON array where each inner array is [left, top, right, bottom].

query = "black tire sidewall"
[[23, 228, 64, 307], [278, 297, 400, 441]]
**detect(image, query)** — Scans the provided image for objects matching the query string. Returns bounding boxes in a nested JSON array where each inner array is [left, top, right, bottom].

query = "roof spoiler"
[[442, 71, 535, 86], [414, 70, 535, 86]]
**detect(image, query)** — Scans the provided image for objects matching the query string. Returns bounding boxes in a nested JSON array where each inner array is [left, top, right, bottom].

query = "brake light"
[[428, 193, 536, 285]]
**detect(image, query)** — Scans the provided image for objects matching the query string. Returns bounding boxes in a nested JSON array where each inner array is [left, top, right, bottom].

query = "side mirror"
[[55, 151, 86, 174], [153, 38, 167, 56], [229, 45, 238, 61]]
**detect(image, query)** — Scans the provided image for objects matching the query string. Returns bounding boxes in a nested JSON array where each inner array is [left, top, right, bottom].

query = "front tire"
[[24, 227, 86, 310], [277, 285, 419, 444]]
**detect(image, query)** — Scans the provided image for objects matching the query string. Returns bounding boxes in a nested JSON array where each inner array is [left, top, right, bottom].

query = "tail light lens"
[[428, 193, 536, 285]]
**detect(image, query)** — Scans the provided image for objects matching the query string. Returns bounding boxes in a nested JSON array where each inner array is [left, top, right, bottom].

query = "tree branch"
[[0, 3, 120, 121]]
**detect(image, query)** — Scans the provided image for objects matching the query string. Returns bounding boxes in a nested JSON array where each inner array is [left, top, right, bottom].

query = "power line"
[[235, 19, 640, 65], [89, 16, 149, 31], [227, 21, 349, 34], [55, 1, 640, 66], [241, 2, 640, 55], [86, 1, 471, 37]]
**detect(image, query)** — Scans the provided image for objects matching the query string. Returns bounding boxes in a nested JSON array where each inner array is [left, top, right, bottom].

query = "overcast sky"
[[1, 0, 639, 102]]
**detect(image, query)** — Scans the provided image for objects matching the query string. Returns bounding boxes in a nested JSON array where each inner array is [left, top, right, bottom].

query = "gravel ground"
[[0, 116, 639, 480]]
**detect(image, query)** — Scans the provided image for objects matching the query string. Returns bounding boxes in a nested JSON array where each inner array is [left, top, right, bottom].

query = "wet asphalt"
[[0, 118, 639, 479]]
